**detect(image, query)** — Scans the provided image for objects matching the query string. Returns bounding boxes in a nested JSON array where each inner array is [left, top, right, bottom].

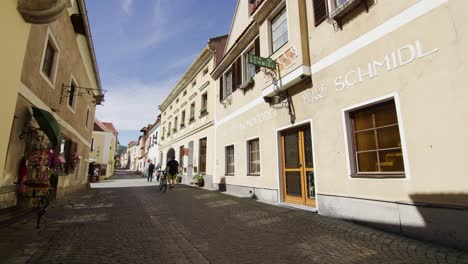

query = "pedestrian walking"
[[166, 156, 179, 189], [155, 163, 161, 182], [147, 161, 155, 182]]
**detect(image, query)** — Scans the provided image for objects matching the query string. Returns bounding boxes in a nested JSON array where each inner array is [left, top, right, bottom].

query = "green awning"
[[32, 107, 61, 146]]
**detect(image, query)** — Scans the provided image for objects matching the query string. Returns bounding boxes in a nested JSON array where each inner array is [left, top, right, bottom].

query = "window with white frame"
[[225, 145, 235, 175], [41, 38, 58, 82], [347, 99, 405, 177], [247, 138, 260, 175], [200, 93, 208, 115], [224, 69, 233, 98], [245, 46, 256, 82], [189, 102, 195, 121], [271, 7, 288, 53], [181, 110, 186, 127]]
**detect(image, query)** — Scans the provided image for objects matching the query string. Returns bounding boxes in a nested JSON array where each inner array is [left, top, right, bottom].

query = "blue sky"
[[87, 0, 237, 146]]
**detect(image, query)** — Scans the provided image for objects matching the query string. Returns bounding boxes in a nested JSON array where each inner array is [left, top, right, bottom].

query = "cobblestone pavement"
[[1, 170, 467, 264]]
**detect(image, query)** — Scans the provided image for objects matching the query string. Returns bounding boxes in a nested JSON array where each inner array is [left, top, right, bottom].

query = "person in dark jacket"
[[147, 161, 155, 182], [166, 156, 179, 189]]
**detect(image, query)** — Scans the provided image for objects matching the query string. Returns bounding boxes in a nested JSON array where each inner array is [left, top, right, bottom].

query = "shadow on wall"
[[346, 193, 468, 252]]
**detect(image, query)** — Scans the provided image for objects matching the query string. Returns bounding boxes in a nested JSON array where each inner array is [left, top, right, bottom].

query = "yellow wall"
[[0, 1, 31, 205], [90, 131, 116, 178]]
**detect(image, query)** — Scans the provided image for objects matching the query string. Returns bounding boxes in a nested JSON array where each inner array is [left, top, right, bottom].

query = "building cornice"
[[76, 0, 103, 94], [159, 45, 214, 111], [17, 0, 68, 24], [211, 0, 283, 79]]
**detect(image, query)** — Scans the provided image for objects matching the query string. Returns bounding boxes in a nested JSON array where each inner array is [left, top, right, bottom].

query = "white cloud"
[[96, 76, 179, 131], [121, 0, 133, 16]]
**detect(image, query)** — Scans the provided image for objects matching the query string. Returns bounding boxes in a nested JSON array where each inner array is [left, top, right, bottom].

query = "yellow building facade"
[[1, 0, 102, 207], [0, 0, 32, 207], [90, 121, 117, 180]]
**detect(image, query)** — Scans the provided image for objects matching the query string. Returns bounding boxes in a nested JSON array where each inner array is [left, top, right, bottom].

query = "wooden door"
[[281, 125, 316, 207]]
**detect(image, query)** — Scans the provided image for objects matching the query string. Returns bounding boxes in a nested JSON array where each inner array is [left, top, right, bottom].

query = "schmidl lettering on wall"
[[304, 40, 439, 104]]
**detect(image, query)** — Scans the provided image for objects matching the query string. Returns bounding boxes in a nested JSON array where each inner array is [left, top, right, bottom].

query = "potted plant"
[[200, 107, 208, 116], [193, 174, 204, 187]]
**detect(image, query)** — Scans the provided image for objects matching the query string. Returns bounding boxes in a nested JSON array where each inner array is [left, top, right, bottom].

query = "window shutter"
[[219, 76, 224, 102], [313, 0, 328, 26], [234, 57, 242, 91], [232, 61, 237, 92], [254, 37, 260, 73]]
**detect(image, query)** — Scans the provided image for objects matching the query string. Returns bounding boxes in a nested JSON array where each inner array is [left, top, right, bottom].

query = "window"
[[249, 0, 261, 15], [183, 90, 187, 96], [348, 100, 405, 177], [176, 98, 179, 104], [168, 122, 171, 135], [203, 67, 209, 76], [91, 138, 94, 151], [42, 40, 57, 80], [199, 138, 207, 175], [85, 109, 90, 129], [234, 57, 242, 90], [174, 117, 178, 132], [181, 110, 186, 127], [224, 69, 233, 99], [68, 80, 77, 110], [200, 93, 208, 115], [313, 0, 328, 26], [162, 127, 166, 138], [60, 137, 77, 174], [189, 103, 195, 121], [271, 8, 288, 53], [179, 145, 184, 169], [225, 145, 235, 175], [192, 80, 197, 87], [247, 139, 260, 174], [245, 47, 257, 82]]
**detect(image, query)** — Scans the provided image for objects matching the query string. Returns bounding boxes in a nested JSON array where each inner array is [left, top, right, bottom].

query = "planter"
[[195, 181, 204, 187]]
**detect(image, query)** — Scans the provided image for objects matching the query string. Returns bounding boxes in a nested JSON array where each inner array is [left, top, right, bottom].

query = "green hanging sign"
[[247, 53, 277, 70]]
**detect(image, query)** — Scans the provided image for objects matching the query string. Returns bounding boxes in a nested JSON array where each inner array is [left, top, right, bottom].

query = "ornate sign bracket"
[[60, 84, 107, 106], [261, 67, 296, 124]]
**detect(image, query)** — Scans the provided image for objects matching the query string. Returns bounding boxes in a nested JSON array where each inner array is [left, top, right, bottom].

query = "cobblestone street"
[[1, 170, 467, 264]]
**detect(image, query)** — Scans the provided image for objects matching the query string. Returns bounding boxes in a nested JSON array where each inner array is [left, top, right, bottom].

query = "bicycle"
[[159, 169, 168, 192]]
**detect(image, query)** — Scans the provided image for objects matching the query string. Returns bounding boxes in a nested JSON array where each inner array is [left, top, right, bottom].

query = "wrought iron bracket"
[[262, 65, 296, 124], [60, 84, 107, 106]]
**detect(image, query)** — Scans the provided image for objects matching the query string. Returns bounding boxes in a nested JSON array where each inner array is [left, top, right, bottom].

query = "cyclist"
[[166, 156, 179, 189]]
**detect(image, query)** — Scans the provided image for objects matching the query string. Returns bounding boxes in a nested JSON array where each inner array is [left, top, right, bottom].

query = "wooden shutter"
[[232, 61, 237, 92], [313, 0, 328, 26], [219, 76, 224, 102], [234, 57, 242, 91], [254, 37, 260, 73]]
